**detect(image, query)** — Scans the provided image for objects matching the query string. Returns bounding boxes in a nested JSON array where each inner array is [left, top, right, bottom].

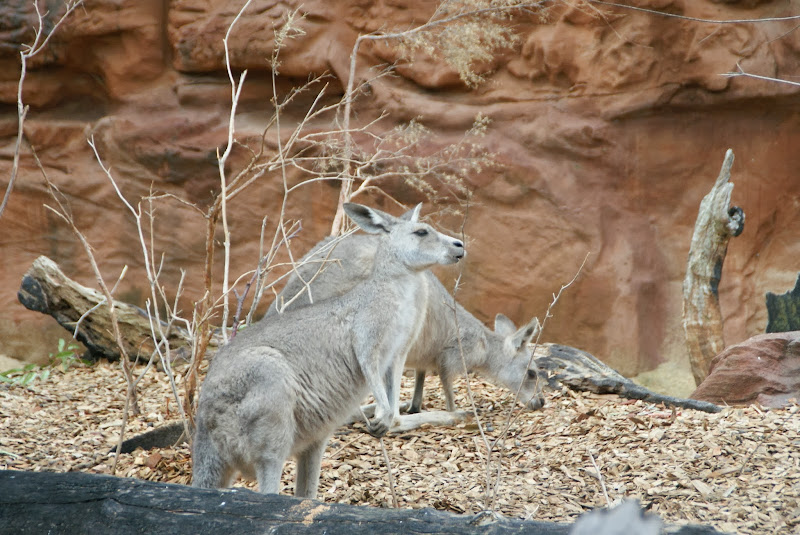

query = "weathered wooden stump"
[[682, 149, 745, 386]]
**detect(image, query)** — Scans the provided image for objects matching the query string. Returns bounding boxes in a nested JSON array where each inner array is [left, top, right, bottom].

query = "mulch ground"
[[1, 359, 798, 534]]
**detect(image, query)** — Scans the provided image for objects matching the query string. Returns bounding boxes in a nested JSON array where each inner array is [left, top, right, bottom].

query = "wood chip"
[[1, 362, 798, 534]]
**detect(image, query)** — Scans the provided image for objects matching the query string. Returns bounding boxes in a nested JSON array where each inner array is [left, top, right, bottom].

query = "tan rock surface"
[[2, 0, 800, 384]]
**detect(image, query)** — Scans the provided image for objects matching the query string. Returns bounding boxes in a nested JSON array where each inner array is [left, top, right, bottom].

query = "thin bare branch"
[[723, 63, 800, 88], [588, 0, 800, 24], [331, 2, 541, 234], [486, 252, 590, 509], [379, 437, 399, 508], [589, 451, 611, 507], [216, 0, 255, 341], [1, 0, 84, 220], [40, 172, 139, 474]]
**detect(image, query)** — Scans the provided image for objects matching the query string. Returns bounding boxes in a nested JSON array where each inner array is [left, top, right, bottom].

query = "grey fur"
[[267, 231, 545, 413], [192, 203, 464, 498], [570, 500, 662, 535]]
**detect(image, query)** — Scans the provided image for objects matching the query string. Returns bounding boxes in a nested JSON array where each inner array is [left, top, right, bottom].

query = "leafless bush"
[[331, 0, 552, 233]]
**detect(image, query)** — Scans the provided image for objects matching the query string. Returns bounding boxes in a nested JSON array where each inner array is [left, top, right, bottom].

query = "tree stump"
[[682, 149, 745, 386]]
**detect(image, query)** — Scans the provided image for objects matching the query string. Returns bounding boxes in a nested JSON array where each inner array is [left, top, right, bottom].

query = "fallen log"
[[17, 255, 204, 361], [535, 344, 722, 413], [0, 471, 725, 535]]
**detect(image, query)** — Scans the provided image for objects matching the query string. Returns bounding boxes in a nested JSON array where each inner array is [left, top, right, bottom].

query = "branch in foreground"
[[330, 1, 545, 235], [0, 471, 726, 535], [588, 0, 800, 24]]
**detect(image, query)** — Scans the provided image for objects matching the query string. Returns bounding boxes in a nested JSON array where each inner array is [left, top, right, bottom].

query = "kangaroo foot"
[[405, 404, 422, 414]]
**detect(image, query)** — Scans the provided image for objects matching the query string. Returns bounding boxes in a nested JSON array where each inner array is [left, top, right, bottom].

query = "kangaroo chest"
[[366, 276, 429, 370]]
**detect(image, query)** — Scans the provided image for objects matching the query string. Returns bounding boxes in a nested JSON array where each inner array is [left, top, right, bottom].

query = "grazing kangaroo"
[[192, 203, 465, 498], [267, 231, 545, 413]]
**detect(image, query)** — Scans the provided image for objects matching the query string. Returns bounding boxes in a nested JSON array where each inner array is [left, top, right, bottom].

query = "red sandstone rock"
[[2, 0, 800, 379], [691, 332, 800, 408]]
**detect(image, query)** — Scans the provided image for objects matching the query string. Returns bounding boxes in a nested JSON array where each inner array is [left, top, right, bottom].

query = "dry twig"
[[486, 253, 589, 510], [723, 63, 800, 88], [379, 437, 399, 508], [330, 1, 546, 234], [588, 451, 610, 507], [40, 171, 141, 474], [1, 0, 84, 220], [588, 0, 800, 24]]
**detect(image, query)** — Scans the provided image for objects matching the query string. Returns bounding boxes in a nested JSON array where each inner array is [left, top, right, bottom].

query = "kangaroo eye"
[[413, 229, 429, 237]]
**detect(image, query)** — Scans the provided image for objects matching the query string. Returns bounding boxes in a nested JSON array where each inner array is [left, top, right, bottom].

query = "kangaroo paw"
[[367, 418, 389, 438]]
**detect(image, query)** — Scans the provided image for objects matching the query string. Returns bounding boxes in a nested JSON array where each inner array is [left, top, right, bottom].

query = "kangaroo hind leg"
[[294, 440, 328, 499], [408, 369, 427, 414], [192, 430, 235, 489]]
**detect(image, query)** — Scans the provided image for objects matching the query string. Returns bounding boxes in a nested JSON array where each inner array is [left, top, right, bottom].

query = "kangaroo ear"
[[519, 317, 541, 344], [398, 203, 422, 222], [504, 314, 541, 351], [494, 313, 517, 337], [343, 203, 397, 234]]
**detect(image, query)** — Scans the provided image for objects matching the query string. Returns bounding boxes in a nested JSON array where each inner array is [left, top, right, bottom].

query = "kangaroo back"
[[266, 233, 376, 316], [192, 203, 464, 499]]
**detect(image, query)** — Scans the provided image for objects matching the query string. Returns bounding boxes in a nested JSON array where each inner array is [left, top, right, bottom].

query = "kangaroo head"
[[493, 313, 545, 410], [343, 203, 465, 272]]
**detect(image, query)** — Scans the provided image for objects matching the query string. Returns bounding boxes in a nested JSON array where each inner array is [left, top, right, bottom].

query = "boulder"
[[691, 331, 800, 408]]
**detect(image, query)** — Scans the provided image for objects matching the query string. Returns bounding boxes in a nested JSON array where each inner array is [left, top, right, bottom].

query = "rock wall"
[[2, 0, 799, 386]]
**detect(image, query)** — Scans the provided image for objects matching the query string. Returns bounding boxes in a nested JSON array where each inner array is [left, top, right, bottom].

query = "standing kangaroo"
[[192, 203, 464, 498], [267, 231, 545, 413]]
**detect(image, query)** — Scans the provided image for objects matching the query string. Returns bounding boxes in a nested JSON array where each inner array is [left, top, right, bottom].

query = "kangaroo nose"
[[453, 240, 465, 258]]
